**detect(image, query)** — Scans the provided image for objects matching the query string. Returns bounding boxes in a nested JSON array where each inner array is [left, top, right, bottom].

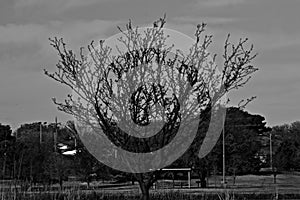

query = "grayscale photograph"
[[0, 0, 300, 199]]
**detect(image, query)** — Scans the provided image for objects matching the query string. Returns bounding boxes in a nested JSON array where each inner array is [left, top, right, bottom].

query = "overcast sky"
[[0, 0, 299, 130]]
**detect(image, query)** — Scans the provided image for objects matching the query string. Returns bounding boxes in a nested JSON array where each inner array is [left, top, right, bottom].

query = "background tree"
[[8, 122, 78, 190], [12, 123, 58, 187], [173, 107, 269, 188], [0, 124, 14, 179], [64, 121, 105, 187], [224, 107, 269, 183], [45, 16, 258, 200], [43, 152, 73, 190], [271, 122, 300, 172]]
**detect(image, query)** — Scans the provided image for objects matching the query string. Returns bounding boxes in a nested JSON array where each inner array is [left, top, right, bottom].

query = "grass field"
[[1, 174, 300, 199]]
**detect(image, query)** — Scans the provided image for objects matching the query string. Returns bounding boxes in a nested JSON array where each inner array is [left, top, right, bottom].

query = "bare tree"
[[45, 16, 257, 200]]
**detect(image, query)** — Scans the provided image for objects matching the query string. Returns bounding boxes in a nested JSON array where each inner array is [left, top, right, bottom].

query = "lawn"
[[1, 174, 300, 200]]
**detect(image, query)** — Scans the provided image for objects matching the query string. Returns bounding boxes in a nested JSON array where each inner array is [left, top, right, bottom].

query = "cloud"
[[258, 44, 300, 65], [0, 70, 72, 130], [15, 0, 100, 11], [1, 0, 300, 129], [0, 18, 121, 128], [0, 23, 46, 44], [13, 0, 106, 23], [200, 0, 245, 7], [0, 19, 120, 72], [172, 16, 236, 26]]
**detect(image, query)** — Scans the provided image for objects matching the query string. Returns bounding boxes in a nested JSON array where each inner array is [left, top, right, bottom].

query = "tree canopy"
[[45, 16, 258, 200], [171, 107, 269, 187], [270, 121, 300, 171]]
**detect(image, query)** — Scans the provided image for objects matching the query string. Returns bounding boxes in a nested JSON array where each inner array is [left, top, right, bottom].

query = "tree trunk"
[[87, 178, 90, 189], [138, 181, 150, 200], [273, 172, 277, 184], [233, 169, 236, 185], [135, 172, 158, 200], [198, 171, 207, 188], [18, 151, 24, 180], [200, 176, 206, 188], [59, 177, 63, 190]]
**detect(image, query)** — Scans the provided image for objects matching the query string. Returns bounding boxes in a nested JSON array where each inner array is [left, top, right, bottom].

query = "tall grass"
[[0, 190, 224, 200], [1, 189, 300, 200]]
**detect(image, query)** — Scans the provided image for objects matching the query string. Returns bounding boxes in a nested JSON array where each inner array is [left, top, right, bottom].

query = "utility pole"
[[54, 117, 58, 152], [40, 122, 42, 145], [222, 129, 226, 188], [2, 152, 6, 178], [270, 132, 277, 184], [2, 135, 7, 178], [270, 133, 272, 170], [65, 123, 77, 149]]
